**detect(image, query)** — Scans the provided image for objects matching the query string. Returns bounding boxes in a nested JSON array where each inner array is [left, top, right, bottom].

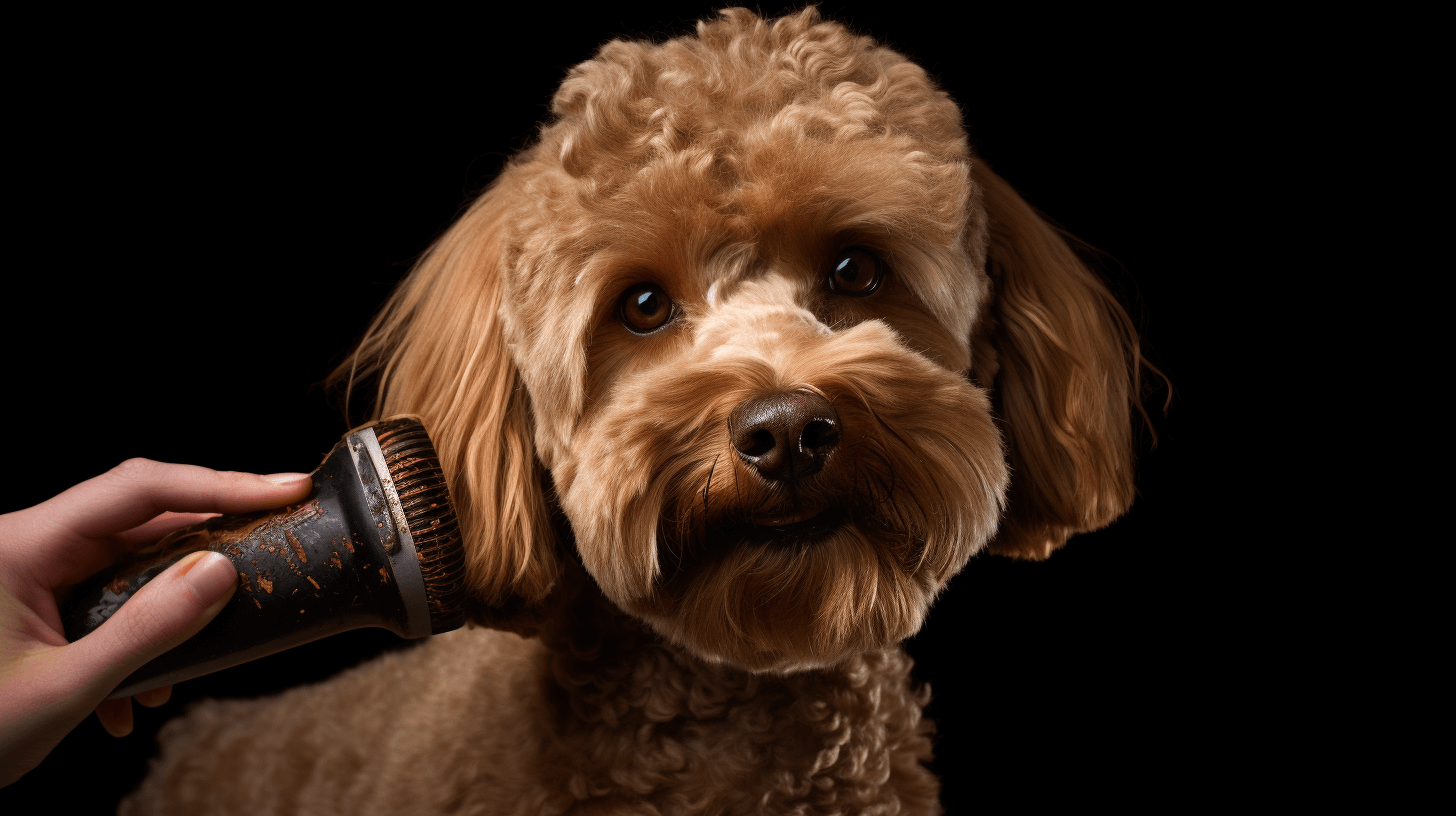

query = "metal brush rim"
[[354, 425, 432, 639]]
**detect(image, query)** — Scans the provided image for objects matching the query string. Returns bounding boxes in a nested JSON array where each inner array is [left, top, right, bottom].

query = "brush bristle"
[[372, 416, 466, 634]]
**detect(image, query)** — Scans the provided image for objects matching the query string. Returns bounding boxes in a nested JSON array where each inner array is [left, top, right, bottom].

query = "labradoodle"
[[124, 8, 1145, 814]]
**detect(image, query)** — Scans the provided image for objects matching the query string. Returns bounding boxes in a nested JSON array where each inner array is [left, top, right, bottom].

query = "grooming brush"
[[61, 416, 466, 700]]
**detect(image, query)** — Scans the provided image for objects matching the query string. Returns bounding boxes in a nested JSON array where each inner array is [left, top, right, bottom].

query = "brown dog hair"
[[331, 10, 1157, 621], [332, 163, 1153, 613], [970, 162, 1151, 560], [332, 179, 563, 629]]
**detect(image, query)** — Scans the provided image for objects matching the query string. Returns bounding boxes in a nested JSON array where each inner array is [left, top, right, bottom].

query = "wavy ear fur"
[[331, 179, 562, 631], [971, 162, 1144, 560]]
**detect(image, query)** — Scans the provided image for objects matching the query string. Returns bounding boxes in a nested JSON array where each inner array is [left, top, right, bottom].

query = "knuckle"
[[217, 469, 253, 487], [110, 457, 160, 483], [212, 470, 253, 502], [119, 583, 201, 654], [122, 601, 171, 653]]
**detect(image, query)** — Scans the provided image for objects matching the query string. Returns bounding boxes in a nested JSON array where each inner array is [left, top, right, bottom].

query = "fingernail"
[[261, 472, 311, 486], [178, 552, 239, 602]]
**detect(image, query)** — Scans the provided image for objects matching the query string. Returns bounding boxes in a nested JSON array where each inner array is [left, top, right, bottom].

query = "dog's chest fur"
[[531, 587, 940, 813], [126, 582, 940, 815]]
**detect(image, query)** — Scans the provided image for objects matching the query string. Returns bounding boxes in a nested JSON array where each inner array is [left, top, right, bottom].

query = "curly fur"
[[124, 7, 1146, 813]]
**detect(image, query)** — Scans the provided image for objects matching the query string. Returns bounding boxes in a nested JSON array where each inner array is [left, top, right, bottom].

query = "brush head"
[[370, 415, 465, 634]]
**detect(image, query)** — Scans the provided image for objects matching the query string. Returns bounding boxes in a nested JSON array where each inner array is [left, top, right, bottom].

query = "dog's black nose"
[[729, 391, 840, 482]]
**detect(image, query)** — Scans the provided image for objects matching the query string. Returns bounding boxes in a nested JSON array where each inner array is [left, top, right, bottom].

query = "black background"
[[4, 3, 1263, 811]]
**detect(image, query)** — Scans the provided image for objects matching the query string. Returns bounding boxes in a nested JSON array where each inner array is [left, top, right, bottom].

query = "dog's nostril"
[[743, 429, 776, 457], [728, 391, 841, 482], [801, 419, 839, 454]]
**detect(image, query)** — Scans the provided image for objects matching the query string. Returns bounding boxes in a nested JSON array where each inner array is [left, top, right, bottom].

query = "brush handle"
[[61, 427, 431, 699]]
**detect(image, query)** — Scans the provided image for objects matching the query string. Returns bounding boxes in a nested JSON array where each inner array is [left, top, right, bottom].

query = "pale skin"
[[0, 459, 312, 787]]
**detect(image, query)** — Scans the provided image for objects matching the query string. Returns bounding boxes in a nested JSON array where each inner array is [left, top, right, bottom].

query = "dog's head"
[[339, 8, 1143, 672]]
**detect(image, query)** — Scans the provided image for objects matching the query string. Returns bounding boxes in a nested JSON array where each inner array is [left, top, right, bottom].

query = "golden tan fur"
[[125, 8, 1146, 813]]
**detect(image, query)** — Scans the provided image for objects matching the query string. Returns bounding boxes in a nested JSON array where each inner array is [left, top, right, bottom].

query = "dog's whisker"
[[704, 454, 719, 513]]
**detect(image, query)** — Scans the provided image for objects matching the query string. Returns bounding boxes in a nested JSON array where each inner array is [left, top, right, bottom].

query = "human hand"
[[0, 459, 311, 787]]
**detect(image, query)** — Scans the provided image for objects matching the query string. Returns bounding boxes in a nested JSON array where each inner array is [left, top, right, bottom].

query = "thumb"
[[65, 551, 238, 696], [0, 553, 237, 785]]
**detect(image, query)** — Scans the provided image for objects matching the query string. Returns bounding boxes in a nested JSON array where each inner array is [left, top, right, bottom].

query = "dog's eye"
[[618, 283, 675, 334], [827, 248, 885, 297]]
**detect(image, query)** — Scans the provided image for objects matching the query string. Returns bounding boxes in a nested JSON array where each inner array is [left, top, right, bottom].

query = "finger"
[[50, 511, 226, 591], [113, 512, 220, 548], [12, 463, 310, 586], [59, 550, 239, 696], [0, 556, 232, 781], [50, 460, 312, 538], [134, 684, 173, 708], [95, 697, 133, 738]]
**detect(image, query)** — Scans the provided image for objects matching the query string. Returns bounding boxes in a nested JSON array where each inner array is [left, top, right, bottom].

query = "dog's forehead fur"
[[494, 10, 990, 464]]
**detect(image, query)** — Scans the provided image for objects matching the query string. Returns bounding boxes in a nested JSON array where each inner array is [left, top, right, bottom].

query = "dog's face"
[[343, 9, 1141, 673], [497, 12, 1005, 671]]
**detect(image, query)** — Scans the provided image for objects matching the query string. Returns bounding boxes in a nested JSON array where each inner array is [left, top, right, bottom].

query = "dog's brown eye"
[[827, 248, 884, 297], [618, 283, 675, 334]]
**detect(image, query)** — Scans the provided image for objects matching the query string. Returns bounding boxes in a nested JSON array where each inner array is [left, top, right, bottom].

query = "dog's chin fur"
[[127, 8, 1151, 813]]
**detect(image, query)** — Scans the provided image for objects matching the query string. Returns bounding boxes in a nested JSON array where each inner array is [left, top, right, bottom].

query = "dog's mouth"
[[742, 505, 848, 543], [657, 503, 854, 585]]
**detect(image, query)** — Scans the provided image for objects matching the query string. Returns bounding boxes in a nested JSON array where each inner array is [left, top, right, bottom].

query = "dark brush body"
[[61, 417, 465, 699]]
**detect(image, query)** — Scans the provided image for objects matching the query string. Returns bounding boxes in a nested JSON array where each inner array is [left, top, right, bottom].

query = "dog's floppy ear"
[[332, 179, 563, 632], [970, 162, 1144, 560]]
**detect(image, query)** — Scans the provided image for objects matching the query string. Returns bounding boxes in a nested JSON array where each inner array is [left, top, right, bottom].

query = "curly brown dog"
[[124, 8, 1145, 814]]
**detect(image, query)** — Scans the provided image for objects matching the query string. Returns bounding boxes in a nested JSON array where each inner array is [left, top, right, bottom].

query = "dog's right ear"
[[331, 179, 563, 633], [969, 162, 1151, 561]]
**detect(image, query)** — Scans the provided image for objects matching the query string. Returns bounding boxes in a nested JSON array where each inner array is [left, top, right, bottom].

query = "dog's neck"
[[537, 568, 772, 695], [508, 502, 920, 701], [517, 563, 937, 808]]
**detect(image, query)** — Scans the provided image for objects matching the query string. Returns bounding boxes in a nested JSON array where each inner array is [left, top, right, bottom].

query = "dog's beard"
[[646, 431, 961, 672], [559, 321, 1007, 673]]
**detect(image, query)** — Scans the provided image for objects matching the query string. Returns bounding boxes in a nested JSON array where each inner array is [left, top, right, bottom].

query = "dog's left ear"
[[969, 161, 1148, 560], [331, 180, 565, 633]]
